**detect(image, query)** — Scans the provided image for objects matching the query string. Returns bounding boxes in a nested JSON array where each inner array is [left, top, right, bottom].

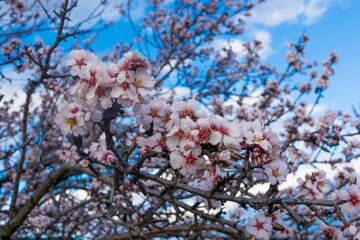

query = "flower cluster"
[[134, 99, 286, 186], [89, 139, 116, 165], [55, 50, 155, 136], [56, 142, 79, 165], [56, 50, 286, 189], [56, 50, 287, 219], [297, 171, 330, 199]]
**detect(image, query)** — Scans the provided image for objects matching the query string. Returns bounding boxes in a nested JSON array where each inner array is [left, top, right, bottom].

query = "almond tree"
[[1, 0, 359, 239]]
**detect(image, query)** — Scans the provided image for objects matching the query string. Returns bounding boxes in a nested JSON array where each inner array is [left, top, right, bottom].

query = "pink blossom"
[[167, 99, 206, 136], [90, 139, 116, 164], [209, 116, 240, 148], [118, 52, 150, 72], [166, 117, 196, 150], [246, 212, 273, 240], [170, 146, 204, 175], [131, 67, 155, 97], [66, 49, 98, 76], [136, 136, 151, 153], [343, 223, 357, 235], [242, 120, 272, 151], [3, 182, 12, 191], [29, 215, 50, 229], [337, 184, 360, 214], [147, 133, 167, 152], [137, 97, 167, 129], [214, 150, 233, 169], [111, 71, 138, 105], [264, 160, 289, 185], [111, 65, 154, 107], [297, 171, 330, 199], [55, 102, 86, 136], [72, 61, 113, 109], [79, 159, 90, 167], [320, 222, 343, 239], [57, 143, 79, 165]]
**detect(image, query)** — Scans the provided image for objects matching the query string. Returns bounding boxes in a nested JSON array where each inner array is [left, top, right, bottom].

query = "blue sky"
[[243, 0, 360, 114], [2, 0, 360, 115], [73, 0, 360, 115]]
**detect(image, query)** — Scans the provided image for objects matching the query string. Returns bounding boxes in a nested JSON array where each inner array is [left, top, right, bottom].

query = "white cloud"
[[68, 0, 122, 28], [71, 189, 90, 202], [243, 88, 263, 105], [224, 95, 240, 108], [69, 0, 147, 26], [0, 66, 44, 112], [212, 38, 245, 58], [248, 0, 304, 26], [127, 0, 148, 22], [253, 30, 274, 59], [0, 66, 30, 100], [249, 182, 270, 195], [306, 103, 327, 116], [212, 30, 273, 60], [0, 89, 43, 113], [303, 0, 333, 24], [158, 86, 191, 100], [247, 0, 336, 26], [278, 164, 318, 191], [160, 59, 178, 77]]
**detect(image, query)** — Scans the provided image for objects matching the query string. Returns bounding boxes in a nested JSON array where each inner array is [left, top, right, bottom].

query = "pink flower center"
[[308, 189, 316, 196], [81, 160, 89, 166], [254, 135, 262, 142], [176, 129, 186, 140], [135, 76, 145, 87], [157, 138, 166, 147], [210, 165, 216, 177], [199, 127, 211, 142], [349, 195, 359, 206], [150, 110, 158, 117], [95, 86, 106, 97], [70, 106, 80, 114], [185, 154, 197, 166], [272, 144, 277, 151], [102, 152, 114, 162], [119, 62, 130, 72], [121, 82, 130, 90], [66, 118, 76, 127], [75, 59, 85, 69], [255, 221, 264, 231], [306, 172, 319, 180], [219, 126, 229, 136], [88, 76, 97, 88], [164, 112, 172, 122], [179, 108, 197, 121], [273, 169, 280, 177]]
